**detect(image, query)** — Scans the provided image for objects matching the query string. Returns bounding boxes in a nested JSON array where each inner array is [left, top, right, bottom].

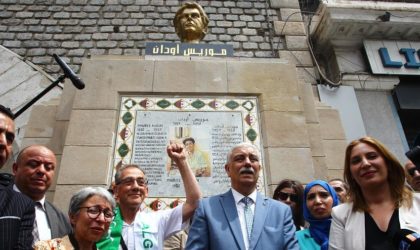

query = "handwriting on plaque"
[[145, 42, 233, 57], [132, 111, 243, 197]]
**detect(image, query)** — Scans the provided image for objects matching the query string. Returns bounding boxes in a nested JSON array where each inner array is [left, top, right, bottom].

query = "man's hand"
[[167, 142, 187, 162]]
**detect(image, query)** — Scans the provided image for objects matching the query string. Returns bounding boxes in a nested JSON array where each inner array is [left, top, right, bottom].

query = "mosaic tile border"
[[112, 96, 264, 211]]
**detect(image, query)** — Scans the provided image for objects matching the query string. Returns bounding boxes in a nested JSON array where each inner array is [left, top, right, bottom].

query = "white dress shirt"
[[13, 185, 52, 240], [231, 188, 257, 250]]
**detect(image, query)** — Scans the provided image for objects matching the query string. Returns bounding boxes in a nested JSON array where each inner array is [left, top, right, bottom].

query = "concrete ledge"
[[65, 109, 117, 146], [261, 111, 310, 147], [265, 147, 315, 184], [323, 139, 347, 171], [154, 60, 228, 93], [270, 0, 300, 9], [24, 105, 57, 138], [58, 146, 112, 185], [279, 8, 303, 22], [318, 108, 346, 140], [285, 36, 309, 50], [274, 21, 306, 36], [279, 50, 313, 66], [74, 58, 155, 110]]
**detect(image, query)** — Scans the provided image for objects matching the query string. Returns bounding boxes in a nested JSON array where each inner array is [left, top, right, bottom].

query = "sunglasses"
[[408, 166, 420, 177], [277, 191, 298, 203]]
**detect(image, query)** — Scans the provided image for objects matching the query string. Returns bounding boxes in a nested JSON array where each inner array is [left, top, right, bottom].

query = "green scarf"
[[96, 206, 124, 250]]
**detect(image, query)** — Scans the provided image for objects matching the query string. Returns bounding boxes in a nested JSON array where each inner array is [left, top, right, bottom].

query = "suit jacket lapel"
[[0, 186, 7, 215], [249, 192, 269, 250], [45, 201, 58, 238], [220, 190, 246, 250]]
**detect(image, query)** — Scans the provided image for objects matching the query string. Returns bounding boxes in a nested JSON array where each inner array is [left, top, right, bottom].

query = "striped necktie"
[[32, 202, 42, 245], [241, 197, 254, 242]]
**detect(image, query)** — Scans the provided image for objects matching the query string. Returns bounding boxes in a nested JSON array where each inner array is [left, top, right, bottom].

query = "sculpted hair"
[[343, 136, 412, 212], [114, 164, 145, 184], [226, 142, 261, 164], [0, 104, 14, 120], [173, 2, 209, 39], [273, 179, 305, 228], [68, 186, 116, 216]]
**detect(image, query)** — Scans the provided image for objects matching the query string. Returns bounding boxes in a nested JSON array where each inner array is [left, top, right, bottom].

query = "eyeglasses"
[[408, 166, 420, 177], [116, 177, 148, 187], [277, 191, 298, 203], [80, 206, 115, 222]]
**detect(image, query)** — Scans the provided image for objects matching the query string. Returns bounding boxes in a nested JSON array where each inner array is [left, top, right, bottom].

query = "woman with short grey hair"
[[34, 187, 116, 250]]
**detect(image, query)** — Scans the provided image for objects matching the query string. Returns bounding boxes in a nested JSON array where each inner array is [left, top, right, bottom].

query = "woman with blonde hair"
[[329, 136, 420, 249]]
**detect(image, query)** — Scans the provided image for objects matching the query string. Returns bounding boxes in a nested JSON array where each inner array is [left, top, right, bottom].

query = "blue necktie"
[[241, 197, 254, 242]]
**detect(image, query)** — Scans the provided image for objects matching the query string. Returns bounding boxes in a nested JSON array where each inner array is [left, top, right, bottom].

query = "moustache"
[[239, 167, 255, 175]]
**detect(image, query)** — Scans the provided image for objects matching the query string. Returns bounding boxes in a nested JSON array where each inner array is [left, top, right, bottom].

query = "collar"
[[231, 188, 257, 205], [13, 184, 46, 208]]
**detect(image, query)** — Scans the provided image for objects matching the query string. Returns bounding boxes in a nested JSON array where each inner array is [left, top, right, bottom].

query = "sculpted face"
[[13, 145, 56, 201], [0, 113, 15, 168], [174, 4, 208, 43], [180, 8, 204, 34]]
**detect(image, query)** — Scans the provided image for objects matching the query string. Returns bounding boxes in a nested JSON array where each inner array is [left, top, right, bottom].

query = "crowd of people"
[[1, 101, 420, 250]]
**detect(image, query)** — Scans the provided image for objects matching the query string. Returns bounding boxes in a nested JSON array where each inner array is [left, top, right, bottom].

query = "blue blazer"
[[186, 190, 299, 250]]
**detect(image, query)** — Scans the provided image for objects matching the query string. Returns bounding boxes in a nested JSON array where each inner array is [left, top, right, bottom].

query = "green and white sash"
[[96, 206, 124, 250]]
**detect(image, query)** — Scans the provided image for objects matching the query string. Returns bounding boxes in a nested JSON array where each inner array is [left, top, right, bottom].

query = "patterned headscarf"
[[303, 180, 339, 250]]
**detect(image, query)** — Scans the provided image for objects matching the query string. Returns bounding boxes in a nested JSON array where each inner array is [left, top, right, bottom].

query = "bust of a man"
[[173, 2, 209, 43]]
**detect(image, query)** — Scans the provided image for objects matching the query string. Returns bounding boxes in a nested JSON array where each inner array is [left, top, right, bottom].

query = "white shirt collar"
[[13, 184, 46, 208], [231, 188, 257, 205]]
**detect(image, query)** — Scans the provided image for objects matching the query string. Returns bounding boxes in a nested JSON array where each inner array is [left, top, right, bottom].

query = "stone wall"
[[0, 0, 281, 77], [2, 0, 349, 202]]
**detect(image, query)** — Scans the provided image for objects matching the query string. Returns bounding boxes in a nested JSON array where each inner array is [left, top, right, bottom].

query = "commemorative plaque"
[[112, 96, 264, 210]]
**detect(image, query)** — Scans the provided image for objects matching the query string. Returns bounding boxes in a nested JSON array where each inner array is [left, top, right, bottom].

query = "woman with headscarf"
[[296, 180, 339, 250]]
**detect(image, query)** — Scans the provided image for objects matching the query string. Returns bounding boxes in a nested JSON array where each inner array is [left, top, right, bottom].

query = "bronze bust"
[[173, 2, 209, 43]]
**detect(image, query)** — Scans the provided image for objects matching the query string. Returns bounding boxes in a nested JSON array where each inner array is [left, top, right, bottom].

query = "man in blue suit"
[[186, 142, 299, 250]]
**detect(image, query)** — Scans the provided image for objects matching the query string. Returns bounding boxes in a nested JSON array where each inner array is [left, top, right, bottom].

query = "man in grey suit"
[[13, 145, 71, 242], [0, 104, 35, 249], [186, 142, 299, 250]]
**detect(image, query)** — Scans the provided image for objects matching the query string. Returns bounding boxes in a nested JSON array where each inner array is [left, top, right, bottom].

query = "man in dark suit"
[[186, 142, 299, 250], [0, 104, 35, 249], [13, 145, 71, 242]]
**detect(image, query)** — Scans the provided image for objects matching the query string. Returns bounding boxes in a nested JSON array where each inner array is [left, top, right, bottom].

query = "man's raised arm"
[[167, 142, 201, 222]]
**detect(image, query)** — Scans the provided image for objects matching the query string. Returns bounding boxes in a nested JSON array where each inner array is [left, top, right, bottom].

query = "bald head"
[[13, 145, 56, 201]]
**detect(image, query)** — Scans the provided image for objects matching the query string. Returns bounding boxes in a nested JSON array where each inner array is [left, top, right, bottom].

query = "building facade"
[[311, 0, 420, 163], [5, 0, 415, 206]]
